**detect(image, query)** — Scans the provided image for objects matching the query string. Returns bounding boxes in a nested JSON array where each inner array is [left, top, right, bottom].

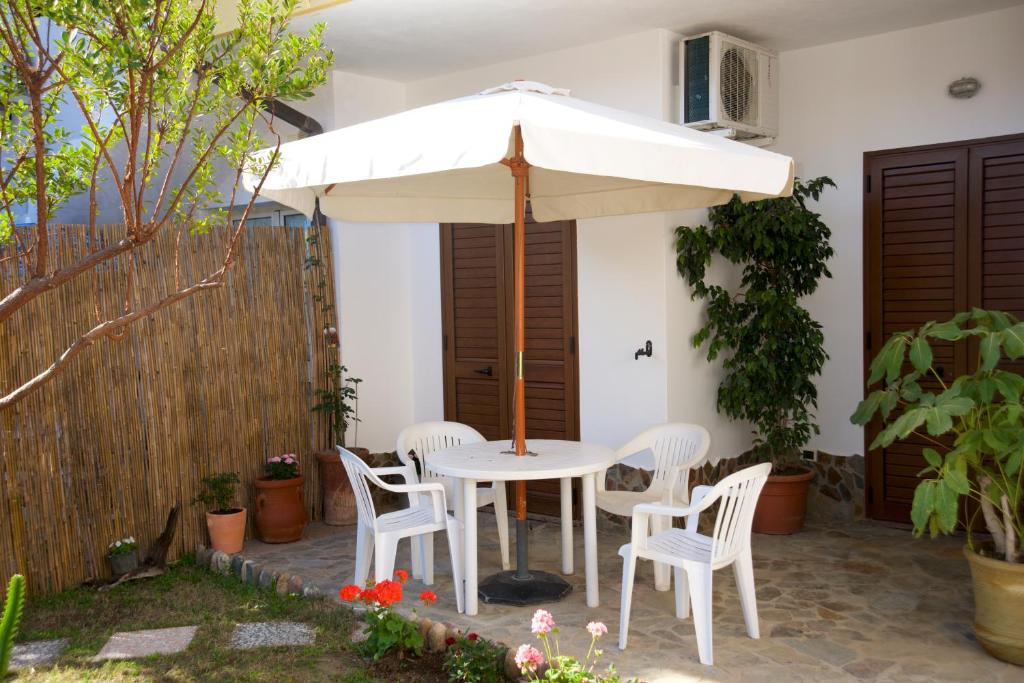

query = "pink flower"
[[283, 454, 296, 463], [531, 609, 555, 635], [269, 456, 281, 463], [514, 644, 544, 671], [586, 621, 608, 638]]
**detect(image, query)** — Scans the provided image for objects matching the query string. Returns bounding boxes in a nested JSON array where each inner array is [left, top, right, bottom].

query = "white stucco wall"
[[774, 4, 1024, 456]]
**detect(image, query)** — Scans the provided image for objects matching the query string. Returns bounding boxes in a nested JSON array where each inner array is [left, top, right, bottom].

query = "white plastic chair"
[[618, 462, 771, 666], [597, 423, 710, 589], [338, 447, 464, 613], [396, 421, 510, 571]]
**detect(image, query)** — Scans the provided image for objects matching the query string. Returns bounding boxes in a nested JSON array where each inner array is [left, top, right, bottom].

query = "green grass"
[[10, 556, 410, 682]]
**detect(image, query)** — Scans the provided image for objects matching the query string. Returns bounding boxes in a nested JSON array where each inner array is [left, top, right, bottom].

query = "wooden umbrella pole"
[[509, 126, 529, 507]]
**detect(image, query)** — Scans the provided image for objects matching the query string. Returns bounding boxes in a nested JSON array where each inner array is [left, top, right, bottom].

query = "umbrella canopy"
[[246, 81, 794, 223]]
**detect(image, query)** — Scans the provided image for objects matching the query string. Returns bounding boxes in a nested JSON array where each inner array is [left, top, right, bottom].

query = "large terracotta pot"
[[752, 469, 814, 535], [206, 508, 247, 554], [316, 448, 365, 526], [965, 546, 1024, 665], [254, 476, 308, 543]]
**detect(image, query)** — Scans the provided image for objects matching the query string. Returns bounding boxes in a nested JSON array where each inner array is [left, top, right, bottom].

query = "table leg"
[[582, 472, 599, 607], [462, 478, 478, 616], [560, 477, 573, 575]]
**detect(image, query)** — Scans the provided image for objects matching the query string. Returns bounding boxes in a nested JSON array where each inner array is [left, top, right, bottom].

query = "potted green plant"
[[106, 536, 139, 576], [675, 177, 835, 534], [852, 309, 1024, 664], [194, 472, 245, 554], [254, 454, 309, 543], [313, 362, 365, 525]]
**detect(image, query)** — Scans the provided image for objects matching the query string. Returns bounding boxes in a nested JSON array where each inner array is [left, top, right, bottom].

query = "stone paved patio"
[[243, 518, 1021, 682]]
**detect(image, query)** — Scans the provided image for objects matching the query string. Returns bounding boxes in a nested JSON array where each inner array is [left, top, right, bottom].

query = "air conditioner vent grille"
[[719, 41, 757, 125]]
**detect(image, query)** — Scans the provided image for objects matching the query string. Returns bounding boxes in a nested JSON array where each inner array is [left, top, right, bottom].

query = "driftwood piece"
[[99, 505, 180, 592]]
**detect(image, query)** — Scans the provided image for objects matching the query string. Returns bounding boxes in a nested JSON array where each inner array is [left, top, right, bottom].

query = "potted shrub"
[[313, 362, 365, 525], [852, 309, 1024, 664], [194, 472, 246, 554], [107, 536, 139, 576], [676, 177, 835, 534], [254, 454, 309, 543]]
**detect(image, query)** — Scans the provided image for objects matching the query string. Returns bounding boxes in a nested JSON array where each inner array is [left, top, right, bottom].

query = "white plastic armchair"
[[396, 421, 510, 571], [617, 462, 770, 665], [338, 447, 464, 613]]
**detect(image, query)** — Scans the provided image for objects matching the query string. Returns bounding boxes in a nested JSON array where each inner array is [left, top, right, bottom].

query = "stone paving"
[[229, 621, 316, 649], [9, 638, 69, 670], [243, 517, 1023, 682], [93, 626, 199, 661]]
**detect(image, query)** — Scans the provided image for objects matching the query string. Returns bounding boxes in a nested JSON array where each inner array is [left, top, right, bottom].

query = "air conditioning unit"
[[680, 31, 779, 139]]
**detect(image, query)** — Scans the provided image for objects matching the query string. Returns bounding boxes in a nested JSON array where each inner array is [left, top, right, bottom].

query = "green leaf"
[[1004, 323, 1024, 359], [910, 482, 935, 532], [934, 480, 959, 534], [944, 468, 970, 496], [850, 391, 882, 425], [922, 448, 942, 469], [909, 337, 933, 373], [979, 333, 1002, 372]]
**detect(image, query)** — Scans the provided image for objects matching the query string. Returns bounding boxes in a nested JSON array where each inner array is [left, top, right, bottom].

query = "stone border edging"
[[194, 544, 525, 680]]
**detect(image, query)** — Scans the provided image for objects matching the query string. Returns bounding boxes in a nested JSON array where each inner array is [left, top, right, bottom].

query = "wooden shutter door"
[[440, 224, 511, 441], [968, 138, 1024, 374], [864, 147, 969, 522]]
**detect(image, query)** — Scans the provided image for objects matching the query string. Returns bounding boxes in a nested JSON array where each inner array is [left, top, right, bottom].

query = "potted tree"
[[676, 177, 835, 534], [106, 536, 139, 577], [313, 362, 365, 525], [852, 309, 1024, 664], [194, 472, 245, 554], [254, 454, 309, 542]]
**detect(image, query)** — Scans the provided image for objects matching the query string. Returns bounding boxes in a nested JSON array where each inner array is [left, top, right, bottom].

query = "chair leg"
[[493, 484, 511, 571], [734, 548, 760, 639], [373, 535, 398, 584], [410, 536, 423, 580], [652, 515, 670, 591], [422, 532, 435, 586], [354, 524, 374, 587], [687, 563, 714, 666], [674, 565, 690, 619], [618, 551, 638, 650], [445, 520, 465, 614]]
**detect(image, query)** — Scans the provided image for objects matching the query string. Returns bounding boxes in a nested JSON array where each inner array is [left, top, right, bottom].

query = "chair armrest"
[[370, 464, 418, 485]]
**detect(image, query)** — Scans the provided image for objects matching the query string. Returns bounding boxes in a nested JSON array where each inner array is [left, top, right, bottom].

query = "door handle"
[[474, 366, 493, 376]]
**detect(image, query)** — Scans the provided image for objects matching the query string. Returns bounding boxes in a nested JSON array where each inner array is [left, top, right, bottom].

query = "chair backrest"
[[705, 463, 771, 566], [338, 447, 379, 528], [616, 423, 710, 503], [395, 421, 485, 494]]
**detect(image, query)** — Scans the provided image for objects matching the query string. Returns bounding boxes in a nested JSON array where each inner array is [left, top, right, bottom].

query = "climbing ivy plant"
[[675, 177, 835, 466]]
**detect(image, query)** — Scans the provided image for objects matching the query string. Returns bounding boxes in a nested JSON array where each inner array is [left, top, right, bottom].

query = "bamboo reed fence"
[[0, 221, 337, 595]]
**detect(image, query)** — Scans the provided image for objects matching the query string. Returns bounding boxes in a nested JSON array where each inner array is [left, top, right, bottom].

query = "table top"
[[424, 439, 616, 481]]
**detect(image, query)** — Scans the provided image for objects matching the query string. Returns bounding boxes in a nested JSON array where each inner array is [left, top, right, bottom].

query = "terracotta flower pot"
[[752, 469, 814, 535], [965, 546, 1024, 665], [206, 508, 246, 554], [316, 448, 362, 526], [254, 476, 308, 543]]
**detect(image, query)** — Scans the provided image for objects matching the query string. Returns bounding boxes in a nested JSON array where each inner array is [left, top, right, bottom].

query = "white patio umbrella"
[[245, 80, 794, 601]]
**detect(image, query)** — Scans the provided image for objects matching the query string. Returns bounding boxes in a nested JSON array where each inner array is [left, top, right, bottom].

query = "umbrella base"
[[478, 570, 572, 606]]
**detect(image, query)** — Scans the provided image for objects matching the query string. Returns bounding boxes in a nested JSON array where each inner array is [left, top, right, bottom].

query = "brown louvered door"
[[968, 138, 1024, 375], [441, 215, 580, 518], [440, 223, 511, 441], [864, 134, 1024, 523]]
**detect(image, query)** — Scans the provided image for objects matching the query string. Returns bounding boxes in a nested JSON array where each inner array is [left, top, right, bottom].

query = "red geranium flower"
[[467, 632, 479, 641], [419, 590, 438, 605], [374, 579, 403, 607], [339, 584, 361, 602], [359, 587, 378, 603], [394, 569, 409, 584], [445, 636, 456, 647]]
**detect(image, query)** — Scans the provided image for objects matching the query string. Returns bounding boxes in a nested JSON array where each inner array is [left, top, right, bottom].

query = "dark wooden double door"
[[440, 216, 581, 518], [864, 134, 1024, 523]]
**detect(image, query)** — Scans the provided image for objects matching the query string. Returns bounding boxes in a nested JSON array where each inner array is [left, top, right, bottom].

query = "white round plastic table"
[[425, 439, 616, 616]]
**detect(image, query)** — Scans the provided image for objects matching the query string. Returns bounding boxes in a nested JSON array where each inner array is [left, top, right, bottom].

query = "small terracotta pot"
[[965, 546, 1024, 665], [752, 469, 814, 535], [254, 476, 308, 543], [206, 508, 246, 554], [316, 449, 358, 526]]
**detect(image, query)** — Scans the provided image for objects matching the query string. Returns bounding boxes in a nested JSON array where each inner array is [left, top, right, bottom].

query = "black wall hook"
[[634, 340, 653, 360]]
